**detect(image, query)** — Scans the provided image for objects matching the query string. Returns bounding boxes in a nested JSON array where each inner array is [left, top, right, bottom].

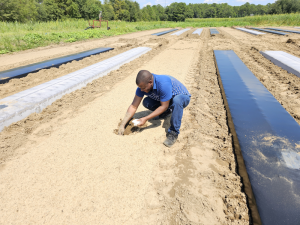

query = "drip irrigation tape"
[[250, 27, 287, 35], [236, 27, 265, 35], [0, 47, 114, 84], [214, 50, 300, 225], [265, 27, 300, 34], [151, 29, 178, 36], [192, 28, 203, 35], [0, 47, 151, 132], [260, 51, 300, 78], [210, 28, 219, 34], [170, 28, 190, 36]]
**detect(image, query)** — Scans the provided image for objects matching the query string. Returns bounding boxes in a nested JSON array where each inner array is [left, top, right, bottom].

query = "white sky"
[[138, 0, 276, 8]]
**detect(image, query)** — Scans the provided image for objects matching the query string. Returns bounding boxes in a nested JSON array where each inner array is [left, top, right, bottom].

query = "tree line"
[[1, 0, 300, 22]]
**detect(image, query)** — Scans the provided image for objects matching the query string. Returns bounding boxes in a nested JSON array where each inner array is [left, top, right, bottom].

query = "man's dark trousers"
[[142, 94, 190, 135]]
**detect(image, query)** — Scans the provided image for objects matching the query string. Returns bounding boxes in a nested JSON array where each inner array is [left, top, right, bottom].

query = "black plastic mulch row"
[[151, 29, 178, 36], [0, 47, 114, 84], [266, 27, 300, 34], [250, 27, 287, 35], [214, 50, 300, 225]]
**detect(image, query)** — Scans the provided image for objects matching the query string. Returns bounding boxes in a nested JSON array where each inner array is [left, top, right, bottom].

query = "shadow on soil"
[[114, 110, 171, 135]]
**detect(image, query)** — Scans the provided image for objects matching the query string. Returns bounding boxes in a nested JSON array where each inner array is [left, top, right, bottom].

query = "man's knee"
[[172, 95, 190, 108], [172, 96, 181, 105]]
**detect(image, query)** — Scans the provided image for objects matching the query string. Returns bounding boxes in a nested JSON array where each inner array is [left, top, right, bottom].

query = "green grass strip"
[[1, 14, 299, 54]]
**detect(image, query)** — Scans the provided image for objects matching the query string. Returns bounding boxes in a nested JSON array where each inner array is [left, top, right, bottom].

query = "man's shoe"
[[163, 131, 178, 147]]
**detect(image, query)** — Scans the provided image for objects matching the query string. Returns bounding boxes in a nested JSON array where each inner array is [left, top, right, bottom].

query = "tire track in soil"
[[218, 27, 300, 125], [138, 28, 249, 225]]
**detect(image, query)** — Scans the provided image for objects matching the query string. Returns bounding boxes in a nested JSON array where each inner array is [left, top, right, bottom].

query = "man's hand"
[[137, 117, 147, 126], [118, 126, 125, 135], [118, 95, 143, 135]]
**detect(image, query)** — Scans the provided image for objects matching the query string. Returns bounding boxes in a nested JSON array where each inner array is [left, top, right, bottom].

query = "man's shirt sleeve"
[[136, 87, 145, 98], [158, 80, 172, 102]]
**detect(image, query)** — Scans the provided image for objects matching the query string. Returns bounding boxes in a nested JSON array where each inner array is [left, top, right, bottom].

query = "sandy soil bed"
[[1, 27, 299, 224]]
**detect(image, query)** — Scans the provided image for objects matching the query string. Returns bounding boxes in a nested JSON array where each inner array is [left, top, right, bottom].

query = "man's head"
[[136, 70, 153, 93]]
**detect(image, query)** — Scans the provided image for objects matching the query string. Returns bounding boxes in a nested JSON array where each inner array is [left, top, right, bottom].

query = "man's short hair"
[[136, 70, 152, 85]]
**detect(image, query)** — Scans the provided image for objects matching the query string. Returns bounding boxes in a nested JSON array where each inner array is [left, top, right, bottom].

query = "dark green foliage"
[[81, 0, 102, 19], [165, 2, 191, 21], [270, 0, 300, 14], [42, 0, 64, 21], [102, 4, 115, 20], [0, 0, 38, 22]]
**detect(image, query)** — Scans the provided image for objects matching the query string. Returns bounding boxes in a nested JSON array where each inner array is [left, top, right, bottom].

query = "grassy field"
[[0, 20, 185, 54], [1, 13, 299, 54], [186, 13, 300, 26]]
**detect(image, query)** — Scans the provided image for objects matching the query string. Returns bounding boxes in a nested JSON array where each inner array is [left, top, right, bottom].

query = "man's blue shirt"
[[136, 74, 191, 102]]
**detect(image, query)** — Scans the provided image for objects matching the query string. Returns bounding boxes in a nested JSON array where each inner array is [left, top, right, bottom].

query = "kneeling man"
[[118, 70, 191, 147]]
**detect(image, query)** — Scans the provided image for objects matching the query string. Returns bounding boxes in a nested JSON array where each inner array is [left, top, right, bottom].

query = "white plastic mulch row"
[[192, 28, 203, 35], [294, 27, 300, 29], [0, 47, 152, 132], [236, 27, 265, 35], [260, 51, 300, 78], [170, 28, 190, 36]]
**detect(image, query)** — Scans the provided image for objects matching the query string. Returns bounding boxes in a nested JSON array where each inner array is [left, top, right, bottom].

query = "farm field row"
[[0, 27, 300, 224]]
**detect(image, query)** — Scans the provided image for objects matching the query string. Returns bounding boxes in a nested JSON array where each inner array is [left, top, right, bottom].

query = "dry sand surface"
[[1, 26, 300, 224]]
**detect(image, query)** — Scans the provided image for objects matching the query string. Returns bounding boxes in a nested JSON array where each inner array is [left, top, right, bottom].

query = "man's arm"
[[137, 100, 170, 126], [118, 95, 143, 135]]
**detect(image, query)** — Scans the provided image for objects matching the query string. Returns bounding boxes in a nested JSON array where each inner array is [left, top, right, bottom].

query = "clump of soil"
[[113, 118, 141, 135], [286, 38, 300, 47]]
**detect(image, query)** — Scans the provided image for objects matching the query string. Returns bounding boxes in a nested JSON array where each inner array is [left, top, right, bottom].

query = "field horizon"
[[1, 13, 299, 54]]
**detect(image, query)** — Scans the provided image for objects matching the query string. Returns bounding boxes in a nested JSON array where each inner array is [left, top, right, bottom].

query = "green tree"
[[141, 7, 150, 21], [0, 0, 38, 22], [0, 0, 19, 21], [82, 0, 102, 19], [154, 4, 167, 21], [102, 3, 115, 20], [185, 4, 193, 18], [43, 0, 64, 20], [270, 0, 300, 14], [145, 5, 157, 20], [125, 0, 139, 21], [113, 0, 130, 20], [66, 0, 81, 18], [36, 0, 48, 21], [166, 2, 188, 22], [134, 1, 142, 21]]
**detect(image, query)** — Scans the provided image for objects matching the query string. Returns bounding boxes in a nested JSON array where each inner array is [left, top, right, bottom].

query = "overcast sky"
[[139, 0, 277, 8]]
